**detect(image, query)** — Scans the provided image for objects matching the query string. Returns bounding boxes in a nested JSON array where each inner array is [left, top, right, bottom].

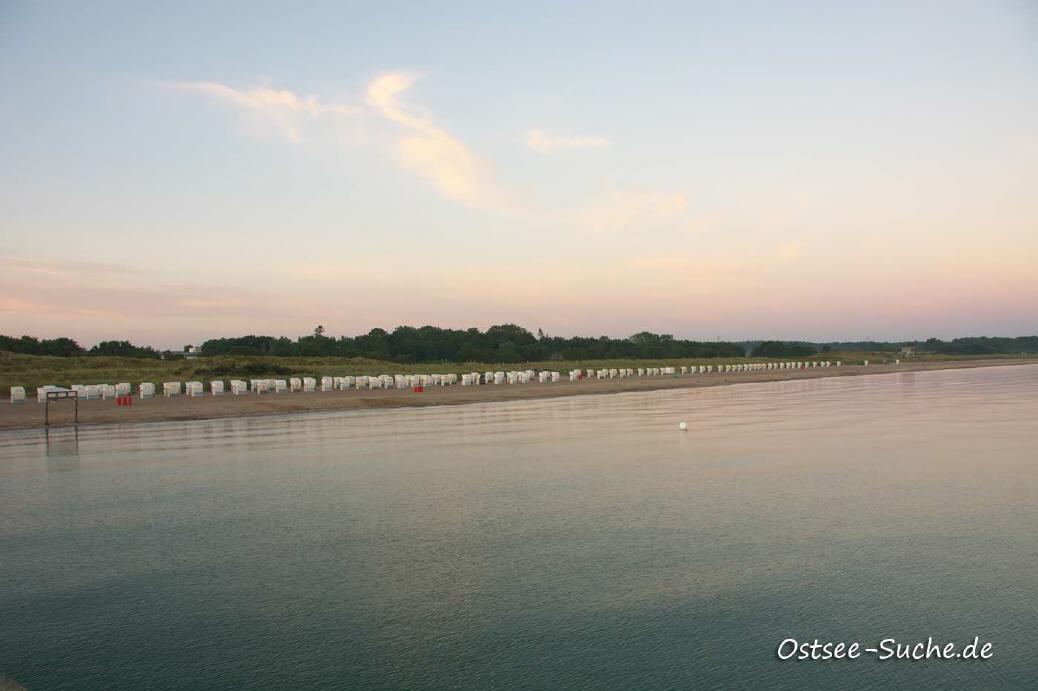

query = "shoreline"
[[2, 358, 1035, 432]]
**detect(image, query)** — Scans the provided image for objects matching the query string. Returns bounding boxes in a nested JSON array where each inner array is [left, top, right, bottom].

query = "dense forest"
[[0, 336, 160, 359], [199, 325, 745, 362], [3, 329, 1036, 363], [750, 341, 816, 358]]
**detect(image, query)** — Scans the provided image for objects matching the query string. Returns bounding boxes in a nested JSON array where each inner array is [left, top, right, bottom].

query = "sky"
[[1, 1, 1036, 348]]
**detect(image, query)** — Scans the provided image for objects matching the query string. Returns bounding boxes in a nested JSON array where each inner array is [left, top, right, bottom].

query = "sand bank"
[[2, 359, 1034, 431]]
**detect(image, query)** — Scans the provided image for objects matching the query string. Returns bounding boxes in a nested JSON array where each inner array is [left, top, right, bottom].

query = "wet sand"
[[2, 359, 1034, 430]]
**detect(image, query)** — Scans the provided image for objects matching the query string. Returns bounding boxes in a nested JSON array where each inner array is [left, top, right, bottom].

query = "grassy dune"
[[0, 350, 994, 397]]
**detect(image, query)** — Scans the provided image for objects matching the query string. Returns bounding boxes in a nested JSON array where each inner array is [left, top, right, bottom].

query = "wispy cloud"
[[525, 129, 610, 154], [168, 81, 359, 143], [578, 190, 688, 233], [0, 255, 301, 331], [1, 257, 146, 277], [168, 75, 510, 209], [367, 72, 509, 209], [175, 298, 251, 310], [0, 295, 47, 314], [629, 243, 803, 272]]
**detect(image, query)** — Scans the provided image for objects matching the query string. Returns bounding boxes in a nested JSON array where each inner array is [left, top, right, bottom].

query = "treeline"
[[0, 335, 160, 359], [750, 341, 816, 358], [916, 336, 1038, 355], [813, 336, 1038, 355], [4, 331, 1036, 362], [200, 325, 746, 363]]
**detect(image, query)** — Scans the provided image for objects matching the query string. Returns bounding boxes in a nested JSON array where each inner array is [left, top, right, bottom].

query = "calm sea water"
[[1, 365, 1036, 690]]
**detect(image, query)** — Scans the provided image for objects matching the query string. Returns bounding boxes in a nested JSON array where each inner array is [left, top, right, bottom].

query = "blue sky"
[[1, 1, 1036, 347]]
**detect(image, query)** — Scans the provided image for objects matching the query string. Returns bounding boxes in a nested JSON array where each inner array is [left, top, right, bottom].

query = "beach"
[[2, 358, 1033, 430]]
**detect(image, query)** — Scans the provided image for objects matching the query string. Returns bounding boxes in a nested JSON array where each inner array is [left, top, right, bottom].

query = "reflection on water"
[[43, 426, 80, 474], [1, 365, 1036, 690]]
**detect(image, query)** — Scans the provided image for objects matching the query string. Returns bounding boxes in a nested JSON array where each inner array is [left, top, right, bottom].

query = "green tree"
[[751, 341, 814, 358]]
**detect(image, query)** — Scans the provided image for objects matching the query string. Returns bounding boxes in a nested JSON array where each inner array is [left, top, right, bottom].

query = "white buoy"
[[679, 422, 688, 431]]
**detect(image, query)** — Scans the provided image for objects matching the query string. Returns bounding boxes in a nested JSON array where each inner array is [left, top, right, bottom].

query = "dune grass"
[[0, 350, 993, 397]]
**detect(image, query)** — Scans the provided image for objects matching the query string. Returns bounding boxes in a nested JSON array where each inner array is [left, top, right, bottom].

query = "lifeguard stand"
[[44, 388, 78, 426]]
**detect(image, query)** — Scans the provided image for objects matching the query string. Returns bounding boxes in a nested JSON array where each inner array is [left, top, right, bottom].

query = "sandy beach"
[[2, 358, 1034, 431]]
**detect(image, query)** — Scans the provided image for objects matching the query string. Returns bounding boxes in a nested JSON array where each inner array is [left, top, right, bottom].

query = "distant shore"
[[2, 358, 1035, 431]]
